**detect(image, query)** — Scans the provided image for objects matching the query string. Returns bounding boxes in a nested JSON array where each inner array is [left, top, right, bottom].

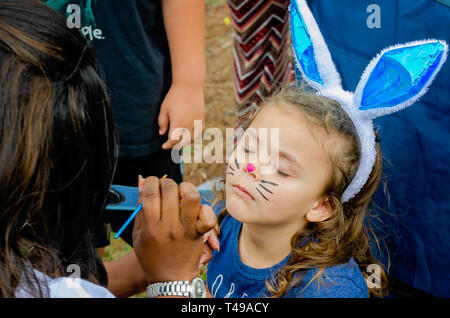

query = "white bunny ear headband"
[[290, 0, 448, 203]]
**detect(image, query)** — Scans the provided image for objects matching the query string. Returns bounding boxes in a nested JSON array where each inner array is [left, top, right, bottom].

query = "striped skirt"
[[227, 0, 293, 126]]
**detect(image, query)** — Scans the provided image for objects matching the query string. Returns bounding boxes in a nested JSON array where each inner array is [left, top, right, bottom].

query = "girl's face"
[[226, 104, 334, 229]]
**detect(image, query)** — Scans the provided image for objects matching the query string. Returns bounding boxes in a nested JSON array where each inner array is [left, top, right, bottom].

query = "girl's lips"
[[233, 184, 255, 201]]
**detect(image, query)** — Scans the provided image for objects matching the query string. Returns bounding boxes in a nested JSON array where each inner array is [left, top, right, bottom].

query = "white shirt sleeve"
[[46, 276, 115, 298], [15, 269, 115, 298]]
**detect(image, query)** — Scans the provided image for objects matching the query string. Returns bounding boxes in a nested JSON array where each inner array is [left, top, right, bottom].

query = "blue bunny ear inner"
[[290, 0, 341, 89], [290, 1, 323, 86], [357, 41, 447, 112]]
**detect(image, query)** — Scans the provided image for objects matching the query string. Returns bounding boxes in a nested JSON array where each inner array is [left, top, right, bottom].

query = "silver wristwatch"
[[146, 277, 206, 298]]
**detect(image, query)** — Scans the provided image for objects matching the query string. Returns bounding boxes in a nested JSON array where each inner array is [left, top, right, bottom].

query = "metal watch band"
[[147, 280, 191, 297], [146, 277, 206, 298]]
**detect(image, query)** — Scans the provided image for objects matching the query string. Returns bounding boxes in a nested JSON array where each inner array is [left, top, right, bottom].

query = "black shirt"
[[44, 0, 172, 157]]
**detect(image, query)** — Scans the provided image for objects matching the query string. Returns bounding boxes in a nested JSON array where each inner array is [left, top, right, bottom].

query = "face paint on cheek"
[[255, 179, 279, 201], [261, 179, 279, 186], [234, 157, 240, 170], [226, 163, 236, 176], [256, 187, 269, 201]]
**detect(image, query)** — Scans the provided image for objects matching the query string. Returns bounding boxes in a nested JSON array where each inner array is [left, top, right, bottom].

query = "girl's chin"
[[225, 195, 251, 223]]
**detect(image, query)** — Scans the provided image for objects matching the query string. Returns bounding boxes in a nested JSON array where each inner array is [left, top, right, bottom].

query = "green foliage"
[[102, 232, 132, 262]]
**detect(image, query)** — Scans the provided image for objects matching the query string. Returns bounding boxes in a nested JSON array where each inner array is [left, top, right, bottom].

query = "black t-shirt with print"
[[44, 0, 172, 157]]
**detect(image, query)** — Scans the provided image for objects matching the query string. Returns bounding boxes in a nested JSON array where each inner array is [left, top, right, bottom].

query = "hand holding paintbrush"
[[132, 175, 219, 284]]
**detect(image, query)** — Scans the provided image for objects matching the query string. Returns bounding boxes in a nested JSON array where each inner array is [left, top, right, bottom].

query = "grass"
[[206, 0, 226, 5], [102, 232, 132, 263]]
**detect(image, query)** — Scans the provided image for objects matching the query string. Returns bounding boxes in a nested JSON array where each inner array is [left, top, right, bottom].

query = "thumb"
[[158, 106, 169, 135]]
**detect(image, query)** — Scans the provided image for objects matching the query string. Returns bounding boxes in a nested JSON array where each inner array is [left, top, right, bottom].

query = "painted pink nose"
[[246, 163, 256, 173]]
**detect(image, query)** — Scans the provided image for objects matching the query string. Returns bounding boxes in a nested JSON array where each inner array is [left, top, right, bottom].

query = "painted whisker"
[[226, 172, 234, 175], [261, 179, 278, 186], [234, 158, 240, 169], [228, 165, 235, 171], [258, 184, 273, 194], [256, 187, 269, 201]]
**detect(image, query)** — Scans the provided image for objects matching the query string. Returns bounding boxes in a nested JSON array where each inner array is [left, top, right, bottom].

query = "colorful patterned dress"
[[227, 0, 293, 126]]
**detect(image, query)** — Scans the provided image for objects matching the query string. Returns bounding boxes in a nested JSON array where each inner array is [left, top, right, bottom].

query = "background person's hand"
[[158, 83, 205, 150], [132, 176, 217, 283]]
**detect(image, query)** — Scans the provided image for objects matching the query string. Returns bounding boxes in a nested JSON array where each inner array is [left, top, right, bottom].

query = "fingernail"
[[138, 175, 144, 192]]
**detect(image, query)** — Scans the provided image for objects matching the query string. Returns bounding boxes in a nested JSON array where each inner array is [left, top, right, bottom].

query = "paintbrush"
[[114, 174, 167, 239]]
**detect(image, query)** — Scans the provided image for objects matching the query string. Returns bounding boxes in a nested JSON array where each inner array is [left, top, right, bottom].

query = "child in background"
[[206, 0, 447, 298], [42, 0, 206, 247]]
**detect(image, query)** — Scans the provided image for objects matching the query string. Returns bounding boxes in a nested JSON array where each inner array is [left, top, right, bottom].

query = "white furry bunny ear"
[[290, 0, 448, 203], [290, 0, 341, 90], [354, 40, 448, 119]]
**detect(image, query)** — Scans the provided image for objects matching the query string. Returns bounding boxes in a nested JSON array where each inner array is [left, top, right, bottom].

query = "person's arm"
[[103, 250, 147, 298], [158, 0, 206, 150]]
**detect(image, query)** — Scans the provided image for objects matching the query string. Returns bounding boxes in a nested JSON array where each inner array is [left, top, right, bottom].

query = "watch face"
[[192, 278, 206, 298]]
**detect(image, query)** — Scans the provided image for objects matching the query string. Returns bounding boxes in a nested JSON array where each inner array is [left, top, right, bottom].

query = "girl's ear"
[[306, 198, 333, 223]]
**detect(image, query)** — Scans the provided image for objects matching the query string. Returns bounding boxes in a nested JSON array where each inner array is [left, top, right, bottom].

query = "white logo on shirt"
[[66, 4, 105, 41], [211, 274, 248, 298]]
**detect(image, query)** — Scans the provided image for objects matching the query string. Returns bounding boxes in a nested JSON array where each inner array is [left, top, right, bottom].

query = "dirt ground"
[[182, 2, 236, 186]]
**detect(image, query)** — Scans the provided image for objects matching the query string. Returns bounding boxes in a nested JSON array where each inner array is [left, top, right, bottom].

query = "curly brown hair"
[[215, 86, 388, 297]]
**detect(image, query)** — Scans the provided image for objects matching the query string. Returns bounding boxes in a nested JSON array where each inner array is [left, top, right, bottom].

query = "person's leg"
[[104, 148, 182, 246], [227, 0, 294, 127]]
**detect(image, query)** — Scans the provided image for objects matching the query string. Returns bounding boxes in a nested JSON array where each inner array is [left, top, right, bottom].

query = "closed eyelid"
[[279, 150, 303, 171], [245, 129, 259, 140]]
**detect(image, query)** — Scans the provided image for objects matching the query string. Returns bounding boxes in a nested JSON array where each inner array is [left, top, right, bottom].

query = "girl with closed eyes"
[[206, 89, 387, 298]]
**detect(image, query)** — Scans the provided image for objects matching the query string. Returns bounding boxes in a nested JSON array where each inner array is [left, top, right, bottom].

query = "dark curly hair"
[[0, 0, 118, 297]]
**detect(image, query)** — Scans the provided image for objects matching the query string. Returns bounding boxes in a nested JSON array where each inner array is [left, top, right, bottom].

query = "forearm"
[[162, 0, 206, 88], [103, 250, 147, 298]]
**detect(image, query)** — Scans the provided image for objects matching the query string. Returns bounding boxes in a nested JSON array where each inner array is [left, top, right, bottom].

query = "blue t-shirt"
[[207, 214, 369, 298]]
